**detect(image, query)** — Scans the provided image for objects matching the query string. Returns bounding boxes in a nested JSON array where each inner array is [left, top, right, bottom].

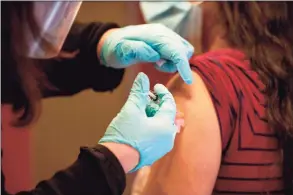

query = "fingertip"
[[153, 83, 169, 95], [137, 72, 147, 77], [176, 59, 193, 85], [136, 72, 148, 81], [184, 77, 193, 85], [133, 72, 150, 92], [154, 84, 175, 107]]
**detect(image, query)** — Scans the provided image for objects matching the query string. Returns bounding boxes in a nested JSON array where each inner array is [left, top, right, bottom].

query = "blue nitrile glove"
[[99, 72, 177, 172], [99, 24, 194, 84]]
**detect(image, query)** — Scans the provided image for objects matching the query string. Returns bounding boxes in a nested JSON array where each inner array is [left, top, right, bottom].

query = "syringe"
[[147, 91, 159, 117], [148, 90, 185, 133], [148, 91, 158, 102]]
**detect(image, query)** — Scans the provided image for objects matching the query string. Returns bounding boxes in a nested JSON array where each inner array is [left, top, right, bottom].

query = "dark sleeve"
[[41, 21, 125, 98], [2, 145, 126, 195]]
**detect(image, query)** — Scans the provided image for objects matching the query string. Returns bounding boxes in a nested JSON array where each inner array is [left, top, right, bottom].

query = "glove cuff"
[[99, 137, 143, 172]]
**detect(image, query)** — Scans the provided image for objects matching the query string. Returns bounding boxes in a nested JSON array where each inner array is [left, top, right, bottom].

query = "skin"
[[141, 72, 221, 195], [101, 142, 139, 173], [97, 28, 117, 58]]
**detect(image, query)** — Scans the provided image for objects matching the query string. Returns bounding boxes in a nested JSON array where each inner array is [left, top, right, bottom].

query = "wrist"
[[100, 142, 139, 173], [97, 28, 118, 61]]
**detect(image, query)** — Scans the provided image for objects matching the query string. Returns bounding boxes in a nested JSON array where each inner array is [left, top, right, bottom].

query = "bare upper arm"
[[142, 72, 222, 195]]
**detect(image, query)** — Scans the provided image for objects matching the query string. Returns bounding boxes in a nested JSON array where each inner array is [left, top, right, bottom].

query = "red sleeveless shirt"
[[190, 49, 284, 195]]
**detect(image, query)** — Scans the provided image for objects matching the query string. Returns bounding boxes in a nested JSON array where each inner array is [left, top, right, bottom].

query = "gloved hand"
[[99, 72, 177, 172], [99, 24, 194, 84]]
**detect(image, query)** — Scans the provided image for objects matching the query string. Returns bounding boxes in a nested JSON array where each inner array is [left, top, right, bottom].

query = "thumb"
[[124, 72, 150, 111], [175, 55, 193, 85], [153, 84, 176, 121]]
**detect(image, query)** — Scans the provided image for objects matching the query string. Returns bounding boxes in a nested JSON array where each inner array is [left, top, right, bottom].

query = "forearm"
[[100, 142, 139, 173], [41, 57, 124, 98], [10, 145, 126, 195]]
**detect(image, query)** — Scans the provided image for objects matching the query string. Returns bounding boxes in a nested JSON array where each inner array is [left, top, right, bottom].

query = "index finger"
[[174, 55, 193, 85]]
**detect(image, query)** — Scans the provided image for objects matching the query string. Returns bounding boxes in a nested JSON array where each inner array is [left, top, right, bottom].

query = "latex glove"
[[99, 72, 177, 172], [99, 24, 194, 84]]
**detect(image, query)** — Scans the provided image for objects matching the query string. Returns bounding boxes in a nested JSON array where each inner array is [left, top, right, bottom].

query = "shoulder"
[[167, 49, 247, 150], [167, 48, 247, 107], [167, 70, 219, 130], [161, 70, 222, 194]]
